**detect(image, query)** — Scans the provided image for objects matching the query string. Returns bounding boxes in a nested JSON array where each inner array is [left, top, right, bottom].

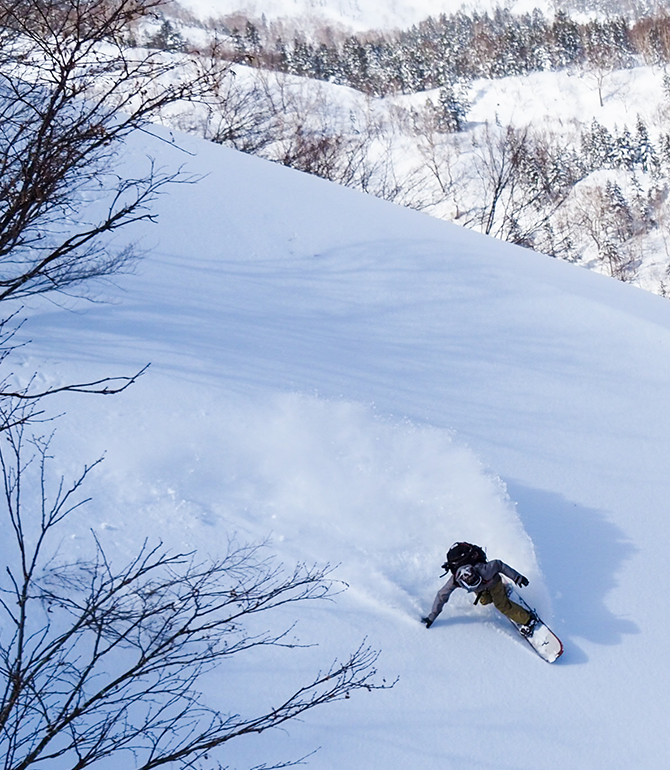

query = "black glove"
[[515, 575, 529, 588], [421, 617, 433, 628]]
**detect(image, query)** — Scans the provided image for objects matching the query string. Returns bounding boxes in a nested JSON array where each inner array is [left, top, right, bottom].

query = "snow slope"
[[13, 124, 670, 768]]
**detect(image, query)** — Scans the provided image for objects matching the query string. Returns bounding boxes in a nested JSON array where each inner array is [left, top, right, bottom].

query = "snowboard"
[[505, 584, 563, 663]]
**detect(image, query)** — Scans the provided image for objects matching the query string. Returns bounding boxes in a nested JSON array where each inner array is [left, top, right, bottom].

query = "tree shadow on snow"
[[506, 481, 639, 664]]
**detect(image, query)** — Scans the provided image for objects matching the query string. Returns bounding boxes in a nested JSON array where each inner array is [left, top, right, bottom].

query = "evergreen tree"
[[582, 120, 615, 170], [207, 8, 670, 97], [659, 133, 670, 170], [605, 180, 634, 241], [551, 11, 583, 68], [635, 115, 658, 174], [614, 126, 638, 171], [228, 28, 246, 60], [274, 37, 290, 72], [290, 37, 316, 78], [341, 37, 369, 91], [429, 85, 469, 132], [147, 19, 185, 52], [245, 21, 263, 54]]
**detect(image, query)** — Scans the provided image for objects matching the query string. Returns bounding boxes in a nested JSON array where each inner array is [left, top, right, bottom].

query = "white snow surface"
[[13, 124, 670, 768]]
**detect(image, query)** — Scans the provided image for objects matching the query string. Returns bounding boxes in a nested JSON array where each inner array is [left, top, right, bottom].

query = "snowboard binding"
[[518, 612, 539, 638]]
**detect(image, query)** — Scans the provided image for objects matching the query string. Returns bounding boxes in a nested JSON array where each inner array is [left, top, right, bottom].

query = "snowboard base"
[[505, 585, 563, 663]]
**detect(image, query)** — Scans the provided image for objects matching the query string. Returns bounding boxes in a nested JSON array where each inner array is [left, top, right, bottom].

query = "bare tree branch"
[[0, 0, 227, 303], [0, 363, 150, 400], [0, 427, 393, 770]]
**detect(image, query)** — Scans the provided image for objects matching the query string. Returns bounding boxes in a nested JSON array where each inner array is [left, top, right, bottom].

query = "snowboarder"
[[422, 542, 538, 636]]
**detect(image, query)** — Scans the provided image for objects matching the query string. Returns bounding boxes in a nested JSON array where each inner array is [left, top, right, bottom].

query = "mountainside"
[[148, 2, 670, 299], [172, 0, 656, 31], [15, 122, 670, 768], [173, 0, 554, 31]]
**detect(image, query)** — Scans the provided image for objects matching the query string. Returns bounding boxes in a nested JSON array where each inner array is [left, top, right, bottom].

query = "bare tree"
[[0, 420, 390, 770], [582, 21, 631, 108], [0, 0, 230, 426], [0, 0, 224, 304], [410, 103, 468, 218], [467, 124, 532, 239], [464, 123, 581, 253], [0, 12, 389, 766], [188, 68, 281, 155], [0, 311, 150, 435], [190, 69, 422, 205], [563, 181, 640, 281]]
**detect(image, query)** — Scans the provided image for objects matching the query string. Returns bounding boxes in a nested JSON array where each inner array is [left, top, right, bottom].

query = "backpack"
[[442, 542, 487, 576]]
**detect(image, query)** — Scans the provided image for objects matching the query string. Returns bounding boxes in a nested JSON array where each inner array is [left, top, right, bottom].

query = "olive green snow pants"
[[477, 578, 532, 625]]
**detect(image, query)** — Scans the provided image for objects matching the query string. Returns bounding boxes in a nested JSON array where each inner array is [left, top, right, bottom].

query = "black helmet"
[[444, 542, 487, 575]]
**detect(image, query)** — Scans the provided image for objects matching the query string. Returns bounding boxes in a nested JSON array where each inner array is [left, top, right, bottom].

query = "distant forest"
[[149, 5, 670, 293], [215, 9, 670, 96]]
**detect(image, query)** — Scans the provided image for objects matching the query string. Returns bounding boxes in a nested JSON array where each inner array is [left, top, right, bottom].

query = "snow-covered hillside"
[[170, 0, 670, 31], [144, 4, 670, 298], [154, 52, 670, 296], [14, 122, 670, 768], [172, 0, 554, 32]]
